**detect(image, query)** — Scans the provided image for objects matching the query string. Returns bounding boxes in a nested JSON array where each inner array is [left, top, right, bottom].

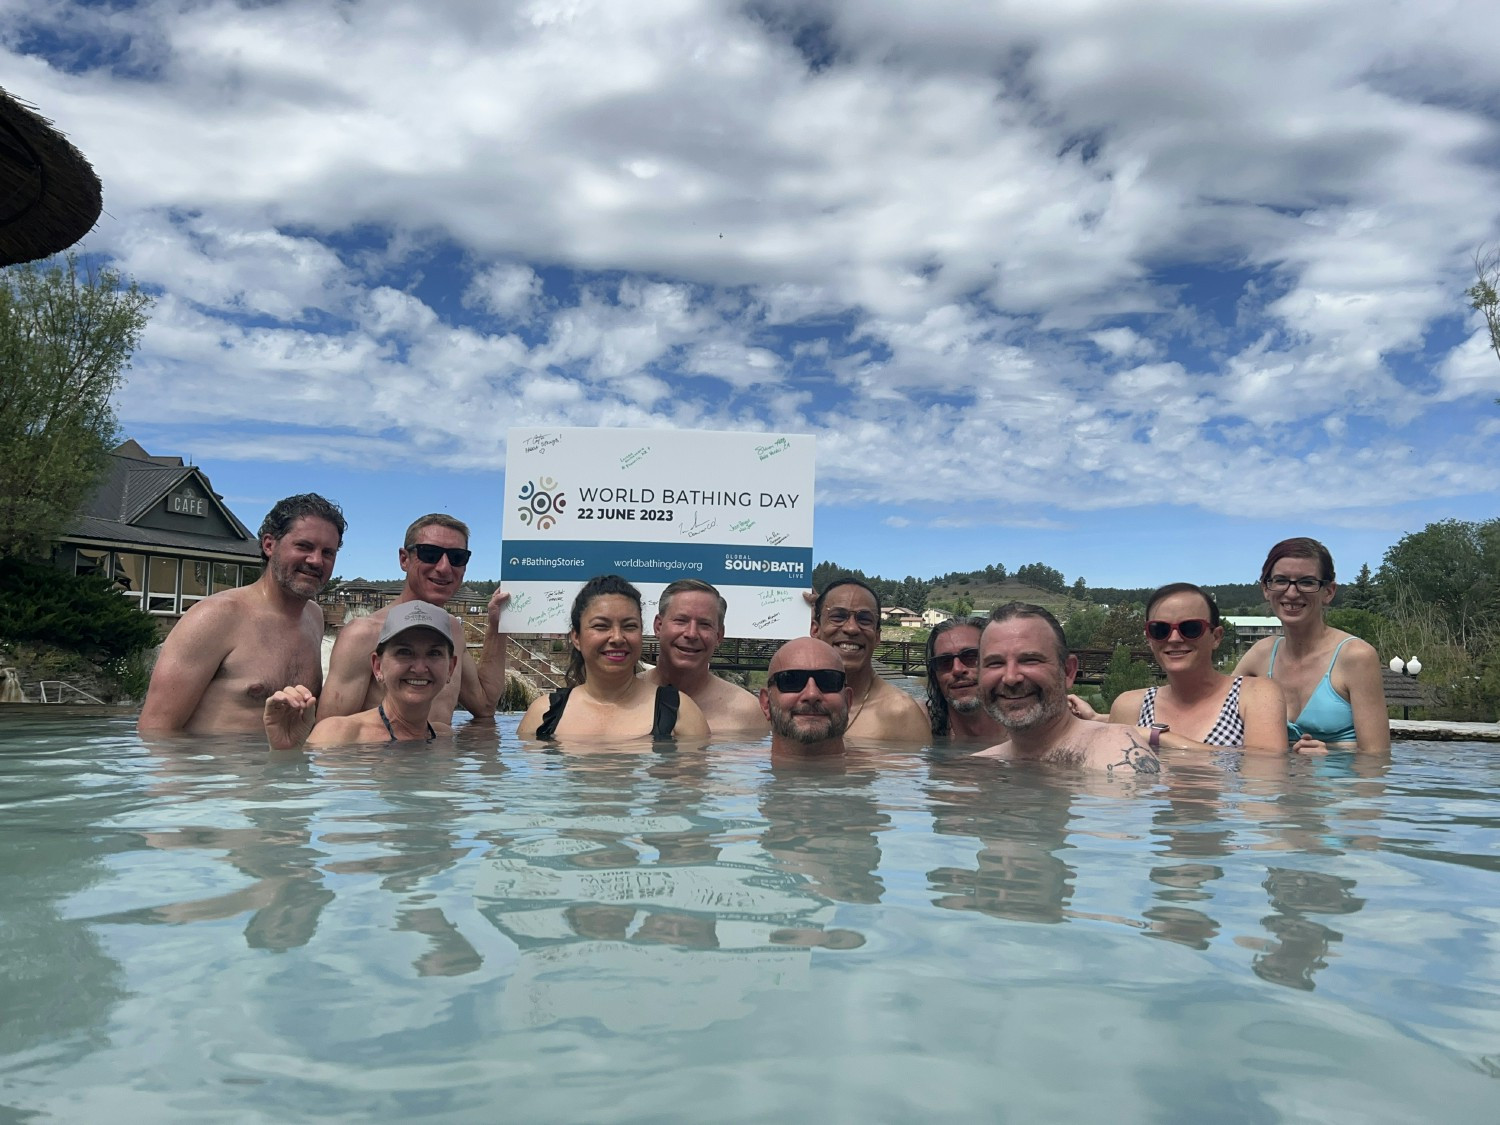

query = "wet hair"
[[925, 617, 984, 737], [658, 578, 727, 629], [1259, 537, 1335, 585], [983, 601, 1069, 664], [257, 494, 346, 561], [566, 574, 643, 687], [813, 576, 882, 621], [1145, 582, 1220, 629], [404, 513, 470, 548]]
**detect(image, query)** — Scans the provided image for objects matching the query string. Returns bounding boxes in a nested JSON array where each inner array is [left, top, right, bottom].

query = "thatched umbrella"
[[0, 86, 103, 267]]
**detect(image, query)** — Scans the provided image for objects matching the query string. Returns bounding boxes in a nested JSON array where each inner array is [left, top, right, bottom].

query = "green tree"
[[1467, 243, 1500, 402], [1341, 562, 1378, 611], [1063, 604, 1106, 651], [1376, 518, 1500, 650], [1088, 602, 1146, 651], [1014, 561, 1066, 594], [0, 254, 152, 559], [1099, 645, 1155, 707]]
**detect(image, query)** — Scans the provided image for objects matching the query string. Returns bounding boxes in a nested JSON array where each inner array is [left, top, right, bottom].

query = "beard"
[[948, 694, 983, 716], [771, 699, 849, 745], [984, 683, 1067, 732], [269, 554, 325, 600]]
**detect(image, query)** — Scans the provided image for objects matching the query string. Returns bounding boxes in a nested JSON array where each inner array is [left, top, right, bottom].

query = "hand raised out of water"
[[264, 684, 317, 751]]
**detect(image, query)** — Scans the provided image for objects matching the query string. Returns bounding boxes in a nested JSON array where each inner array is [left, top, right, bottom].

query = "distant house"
[[53, 440, 263, 627], [1223, 615, 1282, 651], [921, 608, 954, 627], [883, 606, 923, 628]]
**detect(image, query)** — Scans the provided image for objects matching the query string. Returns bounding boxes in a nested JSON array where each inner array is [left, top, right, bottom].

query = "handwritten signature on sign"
[[755, 437, 791, 461], [620, 446, 651, 469], [524, 433, 562, 455]]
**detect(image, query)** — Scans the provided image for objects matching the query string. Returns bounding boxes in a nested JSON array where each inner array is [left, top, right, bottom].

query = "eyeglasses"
[[408, 544, 473, 567], [1145, 619, 1212, 642], [770, 668, 847, 694], [1266, 575, 1326, 593], [822, 607, 878, 629], [931, 647, 980, 673]]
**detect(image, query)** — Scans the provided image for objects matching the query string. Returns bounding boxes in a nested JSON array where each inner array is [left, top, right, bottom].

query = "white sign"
[[499, 427, 815, 637]]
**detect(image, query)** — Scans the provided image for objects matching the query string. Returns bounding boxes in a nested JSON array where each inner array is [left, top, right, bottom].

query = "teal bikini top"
[[1269, 636, 1358, 744]]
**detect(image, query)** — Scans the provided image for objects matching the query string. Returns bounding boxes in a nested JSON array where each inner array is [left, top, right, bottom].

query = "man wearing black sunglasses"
[[321, 513, 510, 725], [759, 638, 854, 755], [925, 617, 1007, 742]]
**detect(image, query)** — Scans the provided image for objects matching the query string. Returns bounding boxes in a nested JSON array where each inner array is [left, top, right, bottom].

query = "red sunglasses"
[[1145, 619, 1212, 642]]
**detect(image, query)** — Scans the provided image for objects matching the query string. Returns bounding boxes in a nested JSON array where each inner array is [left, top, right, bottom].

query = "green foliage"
[[1088, 602, 1146, 651], [1338, 563, 1379, 611], [0, 558, 159, 660], [1099, 645, 1155, 707], [0, 255, 153, 559], [1014, 561, 1066, 594], [499, 675, 535, 712], [1376, 518, 1500, 649], [1468, 243, 1500, 388], [1063, 603, 1107, 651], [1325, 608, 1389, 644]]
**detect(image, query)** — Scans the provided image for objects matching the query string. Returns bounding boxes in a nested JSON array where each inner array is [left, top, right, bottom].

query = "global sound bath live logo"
[[517, 477, 566, 530]]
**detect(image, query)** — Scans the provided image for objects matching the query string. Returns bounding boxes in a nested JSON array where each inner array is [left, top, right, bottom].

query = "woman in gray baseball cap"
[[264, 601, 458, 748]]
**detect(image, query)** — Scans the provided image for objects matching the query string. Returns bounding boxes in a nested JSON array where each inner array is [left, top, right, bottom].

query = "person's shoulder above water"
[[848, 679, 930, 742]]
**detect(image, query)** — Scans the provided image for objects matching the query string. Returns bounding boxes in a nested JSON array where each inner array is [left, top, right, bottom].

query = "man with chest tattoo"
[[971, 603, 1162, 775], [138, 494, 346, 735]]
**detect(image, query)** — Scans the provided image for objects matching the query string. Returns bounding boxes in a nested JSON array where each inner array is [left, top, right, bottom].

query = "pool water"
[[1, 711, 1497, 1122]]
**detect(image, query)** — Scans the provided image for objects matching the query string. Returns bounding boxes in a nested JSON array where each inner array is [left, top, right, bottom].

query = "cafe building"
[[55, 440, 265, 625]]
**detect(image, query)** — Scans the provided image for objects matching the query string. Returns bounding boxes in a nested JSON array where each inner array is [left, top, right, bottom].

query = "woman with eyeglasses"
[[517, 574, 710, 744], [1233, 537, 1390, 753], [1090, 582, 1289, 753]]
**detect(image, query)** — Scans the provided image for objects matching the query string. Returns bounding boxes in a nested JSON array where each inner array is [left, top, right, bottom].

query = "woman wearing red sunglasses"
[[1105, 582, 1288, 753]]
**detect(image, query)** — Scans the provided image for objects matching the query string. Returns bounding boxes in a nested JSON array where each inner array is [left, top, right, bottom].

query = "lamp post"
[[1387, 656, 1422, 720]]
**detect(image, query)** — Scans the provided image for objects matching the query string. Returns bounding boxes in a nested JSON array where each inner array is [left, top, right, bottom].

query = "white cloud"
[[6, 0, 1500, 529]]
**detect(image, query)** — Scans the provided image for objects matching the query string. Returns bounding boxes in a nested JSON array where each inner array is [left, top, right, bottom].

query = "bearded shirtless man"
[[138, 493, 345, 735]]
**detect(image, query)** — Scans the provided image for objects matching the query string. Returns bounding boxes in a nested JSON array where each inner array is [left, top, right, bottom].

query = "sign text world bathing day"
[[572, 488, 801, 522]]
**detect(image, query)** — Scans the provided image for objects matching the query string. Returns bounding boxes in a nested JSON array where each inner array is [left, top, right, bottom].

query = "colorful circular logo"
[[517, 477, 566, 530]]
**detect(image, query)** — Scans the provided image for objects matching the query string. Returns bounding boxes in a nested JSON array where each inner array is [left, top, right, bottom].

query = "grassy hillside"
[[925, 579, 1084, 615]]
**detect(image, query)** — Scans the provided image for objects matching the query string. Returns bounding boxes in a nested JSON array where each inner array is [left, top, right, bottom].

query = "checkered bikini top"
[[1138, 676, 1246, 747]]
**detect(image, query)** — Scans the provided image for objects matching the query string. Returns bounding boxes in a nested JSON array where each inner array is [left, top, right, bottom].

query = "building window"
[[147, 556, 179, 614], [181, 559, 210, 609], [75, 548, 109, 578], [113, 553, 145, 608], [212, 562, 239, 591], [241, 565, 262, 586]]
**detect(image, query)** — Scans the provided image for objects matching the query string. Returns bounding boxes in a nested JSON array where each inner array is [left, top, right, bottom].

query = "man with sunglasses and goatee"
[[925, 617, 1007, 742], [760, 638, 854, 756], [321, 514, 510, 726]]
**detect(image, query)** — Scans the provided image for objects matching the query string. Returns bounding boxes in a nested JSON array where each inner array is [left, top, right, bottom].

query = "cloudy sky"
[[9, 0, 1500, 588]]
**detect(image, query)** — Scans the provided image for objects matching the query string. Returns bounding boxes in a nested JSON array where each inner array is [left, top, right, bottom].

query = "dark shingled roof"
[[62, 441, 261, 561], [0, 86, 103, 267]]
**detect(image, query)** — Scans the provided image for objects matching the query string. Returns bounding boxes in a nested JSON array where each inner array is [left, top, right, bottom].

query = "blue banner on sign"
[[504, 540, 814, 587]]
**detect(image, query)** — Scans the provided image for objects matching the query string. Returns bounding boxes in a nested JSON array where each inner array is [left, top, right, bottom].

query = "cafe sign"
[[166, 487, 207, 517]]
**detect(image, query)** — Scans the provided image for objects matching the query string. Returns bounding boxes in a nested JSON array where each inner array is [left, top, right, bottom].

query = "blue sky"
[[8, 0, 1499, 589]]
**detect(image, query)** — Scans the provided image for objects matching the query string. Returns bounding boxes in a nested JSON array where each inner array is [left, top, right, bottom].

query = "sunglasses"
[[770, 668, 847, 694], [931, 647, 980, 673], [1145, 619, 1212, 642], [408, 543, 473, 567]]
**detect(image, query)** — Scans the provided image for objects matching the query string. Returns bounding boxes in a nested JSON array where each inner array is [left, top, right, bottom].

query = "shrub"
[[0, 558, 158, 661]]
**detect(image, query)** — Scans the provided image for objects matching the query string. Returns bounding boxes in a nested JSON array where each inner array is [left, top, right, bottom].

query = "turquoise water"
[[1, 711, 1497, 1123]]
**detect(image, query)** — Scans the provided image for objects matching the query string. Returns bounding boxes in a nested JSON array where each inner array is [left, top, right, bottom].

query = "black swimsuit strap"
[[378, 703, 436, 742]]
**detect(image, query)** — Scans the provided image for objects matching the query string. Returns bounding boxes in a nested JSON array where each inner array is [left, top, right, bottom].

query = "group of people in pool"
[[265, 532, 1389, 766]]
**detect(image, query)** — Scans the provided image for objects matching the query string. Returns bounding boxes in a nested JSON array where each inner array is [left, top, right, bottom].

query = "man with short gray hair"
[[640, 578, 767, 734]]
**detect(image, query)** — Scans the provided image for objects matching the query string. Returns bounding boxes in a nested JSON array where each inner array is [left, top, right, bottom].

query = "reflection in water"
[[926, 758, 1077, 924], [4, 715, 1498, 1119]]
